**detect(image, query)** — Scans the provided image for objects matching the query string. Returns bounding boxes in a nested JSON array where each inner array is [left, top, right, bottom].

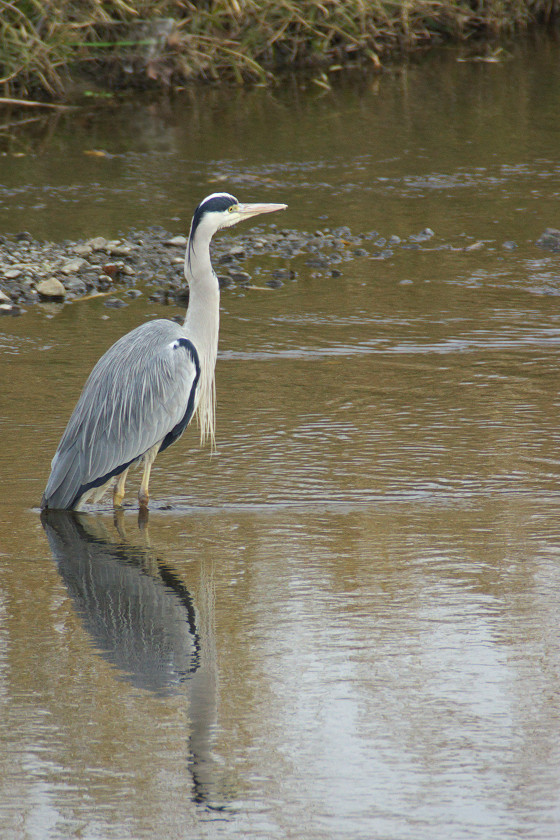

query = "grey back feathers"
[[43, 320, 199, 509]]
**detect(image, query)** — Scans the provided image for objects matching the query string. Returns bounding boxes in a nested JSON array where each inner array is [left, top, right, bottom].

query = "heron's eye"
[[228, 205, 235, 213]]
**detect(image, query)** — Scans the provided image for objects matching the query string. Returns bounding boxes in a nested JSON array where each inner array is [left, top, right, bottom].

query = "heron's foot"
[[138, 490, 150, 508], [113, 467, 129, 508], [113, 490, 125, 508]]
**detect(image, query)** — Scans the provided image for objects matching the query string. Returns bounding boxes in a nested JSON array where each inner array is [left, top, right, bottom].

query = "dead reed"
[[0, 0, 553, 100]]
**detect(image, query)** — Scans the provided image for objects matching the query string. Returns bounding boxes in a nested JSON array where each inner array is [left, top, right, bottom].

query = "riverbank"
[[1, 1, 557, 101]]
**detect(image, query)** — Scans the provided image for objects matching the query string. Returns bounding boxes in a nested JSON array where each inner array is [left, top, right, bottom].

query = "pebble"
[[229, 270, 251, 283], [272, 268, 296, 281], [108, 243, 133, 257], [306, 255, 329, 268], [410, 228, 434, 242], [3, 268, 22, 280], [536, 228, 560, 251], [36, 278, 66, 299], [87, 236, 108, 251], [61, 258, 87, 274], [102, 262, 126, 279], [97, 274, 114, 290], [72, 244, 93, 257], [63, 277, 87, 294], [165, 235, 187, 247]]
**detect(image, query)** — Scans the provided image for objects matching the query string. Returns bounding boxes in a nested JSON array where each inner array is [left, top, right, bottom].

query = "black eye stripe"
[[190, 193, 238, 236]]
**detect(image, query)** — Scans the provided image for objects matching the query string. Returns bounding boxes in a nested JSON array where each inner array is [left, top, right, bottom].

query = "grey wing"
[[42, 321, 200, 510]]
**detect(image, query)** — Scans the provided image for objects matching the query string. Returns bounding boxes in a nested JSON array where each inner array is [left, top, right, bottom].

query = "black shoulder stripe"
[[172, 337, 200, 367], [159, 338, 201, 453]]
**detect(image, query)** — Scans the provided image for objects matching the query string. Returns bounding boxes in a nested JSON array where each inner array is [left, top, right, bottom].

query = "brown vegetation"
[[0, 1, 557, 100]]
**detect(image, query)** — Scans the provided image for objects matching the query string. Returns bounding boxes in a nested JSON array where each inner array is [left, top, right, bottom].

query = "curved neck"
[[183, 226, 220, 447]]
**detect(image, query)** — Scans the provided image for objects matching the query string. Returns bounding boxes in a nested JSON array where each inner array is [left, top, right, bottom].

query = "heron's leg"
[[113, 467, 130, 508], [139, 444, 159, 508]]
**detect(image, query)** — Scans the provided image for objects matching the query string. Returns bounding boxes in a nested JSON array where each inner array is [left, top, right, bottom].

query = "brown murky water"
[[1, 38, 560, 840]]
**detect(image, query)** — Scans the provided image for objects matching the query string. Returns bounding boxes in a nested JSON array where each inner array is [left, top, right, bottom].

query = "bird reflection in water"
[[41, 509, 222, 808]]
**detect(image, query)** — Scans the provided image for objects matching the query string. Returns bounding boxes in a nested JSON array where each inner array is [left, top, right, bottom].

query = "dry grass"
[[0, 0, 554, 99]]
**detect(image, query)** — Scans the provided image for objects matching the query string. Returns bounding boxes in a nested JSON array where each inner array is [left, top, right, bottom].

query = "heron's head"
[[189, 192, 287, 241]]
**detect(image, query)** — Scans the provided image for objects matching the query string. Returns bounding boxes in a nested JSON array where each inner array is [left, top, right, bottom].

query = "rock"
[[63, 277, 87, 295], [266, 277, 283, 288], [36, 278, 66, 299], [97, 274, 113, 290], [306, 255, 329, 268], [410, 228, 434, 242], [502, 241, 517, 250], [228, 244, 245, 257], [229, 270, 251, 283], [164, 235, 187, 247], [102, 262, 125, 279], [108, 244, 133, 257], [104, 297, 127, 308], [0, 289, 11, 303], [72, 244, 93, 257], [3, 268, 21, 280], [87, 236, 108, 251], [0, 302, 14, 315], [536, 228, 560, 251], [272, 268, 296, 281], [61, 258, 87, 274], [14, 231, 33, 242]]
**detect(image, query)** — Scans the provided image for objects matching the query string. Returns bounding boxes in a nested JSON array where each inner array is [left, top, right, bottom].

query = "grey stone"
[[165, 235, 187, 247], [61, 258, 87, 274], [36, 278, 66, 298], [108, 244, 134, 257], [87, 236, 108, 251], [229, 270, 251, 283], [536, 229, 560, 251], [72, 244, 93, 257]]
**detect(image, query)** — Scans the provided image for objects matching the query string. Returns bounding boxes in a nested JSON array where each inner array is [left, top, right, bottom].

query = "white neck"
[[183, 226, 220, 448]]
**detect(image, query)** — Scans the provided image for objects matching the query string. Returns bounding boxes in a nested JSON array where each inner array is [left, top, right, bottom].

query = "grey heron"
[[41, 192, 287, 511]]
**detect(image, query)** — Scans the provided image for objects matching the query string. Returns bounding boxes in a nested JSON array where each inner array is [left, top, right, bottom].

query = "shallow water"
[[1, 37, 560, 840]]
